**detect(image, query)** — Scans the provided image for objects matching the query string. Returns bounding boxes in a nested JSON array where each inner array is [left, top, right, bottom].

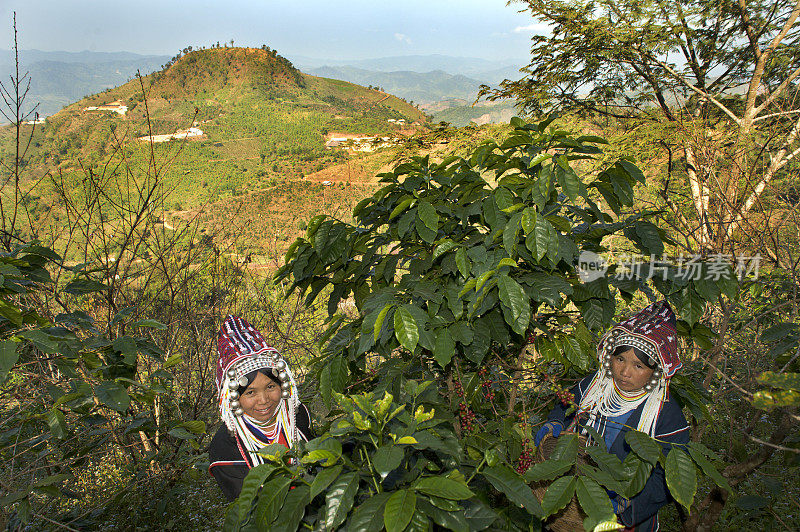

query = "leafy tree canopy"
[[484, 0, 800, 249]]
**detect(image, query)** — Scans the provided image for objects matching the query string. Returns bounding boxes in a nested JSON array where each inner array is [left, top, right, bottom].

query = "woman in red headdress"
[[209, 316, 313, 501], [535, 301, 690, 531]]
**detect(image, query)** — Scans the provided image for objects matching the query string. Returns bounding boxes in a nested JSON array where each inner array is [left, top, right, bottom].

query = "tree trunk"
[[684, 145, 712, 247]]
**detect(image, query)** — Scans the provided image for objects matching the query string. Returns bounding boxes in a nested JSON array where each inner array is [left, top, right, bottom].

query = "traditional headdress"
[[578, 300, 681, 438], [216, 315, 301, 467]]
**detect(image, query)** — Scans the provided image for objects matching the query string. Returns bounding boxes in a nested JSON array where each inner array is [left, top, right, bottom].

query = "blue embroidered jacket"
[[547, 372, 690, 531]]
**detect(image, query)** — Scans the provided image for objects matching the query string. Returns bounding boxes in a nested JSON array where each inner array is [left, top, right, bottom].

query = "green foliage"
[[257, 118, 745, 529], [225, 387, 502, 531], [492, 0, 800, 119], [751, 313, 800, 409], [0, 242, 207, 527], [278, 118, 645, 384]]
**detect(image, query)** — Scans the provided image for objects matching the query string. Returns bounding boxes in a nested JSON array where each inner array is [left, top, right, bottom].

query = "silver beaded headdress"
[[216, 316, 301, 463], [579, 301, 682, 437]]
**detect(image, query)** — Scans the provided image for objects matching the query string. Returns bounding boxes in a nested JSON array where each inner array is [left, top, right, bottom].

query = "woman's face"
[[239, 371, 283, 423], [611, 348, 654, 392]]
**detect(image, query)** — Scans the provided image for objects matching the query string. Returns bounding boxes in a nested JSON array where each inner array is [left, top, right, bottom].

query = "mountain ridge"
[[1, 49, 523, 120], [307, 65, 484, 104], [5, 46, 425, 207]]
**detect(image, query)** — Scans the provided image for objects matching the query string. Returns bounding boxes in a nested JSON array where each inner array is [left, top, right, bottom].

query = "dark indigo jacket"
[[208, 403, 313, 501], [547, 372, 690, 531]]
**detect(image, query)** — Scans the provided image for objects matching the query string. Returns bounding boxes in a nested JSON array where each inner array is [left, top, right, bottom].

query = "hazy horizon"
[[1, 1, 545, 63]]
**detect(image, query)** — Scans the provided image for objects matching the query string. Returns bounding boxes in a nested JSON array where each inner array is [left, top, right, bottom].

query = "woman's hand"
[[534, 421, 563, 446]]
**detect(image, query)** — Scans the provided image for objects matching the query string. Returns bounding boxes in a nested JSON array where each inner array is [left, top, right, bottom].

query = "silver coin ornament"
[[281, 390, 290, 398], [229, 391, 239, 400], [281, 381, 291, 391], [275, 359, 286, 370], [228, 381, 238, 391], [230, 400, 240, 409], [278, 371, 288, 380], [238, 375, 249, 387], [227, 368, 237, 378], [234, 407, 244, 416]]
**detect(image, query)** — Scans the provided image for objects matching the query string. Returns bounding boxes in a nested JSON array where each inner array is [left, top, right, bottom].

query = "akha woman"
[[209, 316, 313, 501], [535, 300, 690, 531]]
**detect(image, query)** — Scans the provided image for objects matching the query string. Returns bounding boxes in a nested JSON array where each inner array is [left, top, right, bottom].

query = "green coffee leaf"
[[418, 200, 439, 231], [550, 432, 578, 462], [625, 430, 661, 465], [541, 475, 576, 518], [412, 477, 474, 500], [130, 319, 167, 330], [433, 327, 455, 367], [0, 339, 19, 381], [373, 446, 404, 480], [523, 459, 573, 482], [455, 247, 471, 278], [416, 498, 468, 531], [63, 278, 106, 295], [665, 447, 697, 512], [47, 408, 68, 439], [384, 489, 417, 532], [686, 445, 731, 493], [575, 477, 616, 527], [621, 453, 652, 497], [234, 464, 276, 525], [482, 465, 542, 517], [394, 305, 419, 352], [270, 485, 310, 532], [255, 477, 291, 528], [311, 464, 343, 500], [0, 298, 23, 326], [433, 239, 456, 261], [756, 371, 800, 391], [347, 493, 391, 532], [497, 274, 530, 335], [95, 380, 130, 411], [324, 471, 360, 530]]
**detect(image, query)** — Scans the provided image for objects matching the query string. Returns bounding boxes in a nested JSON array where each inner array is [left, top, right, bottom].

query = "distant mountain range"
[[289, 53, 524, 80], [0, 50, 169, 118], [296, 54, 523, 104], [307, 66, 485, 105], [0, 49, 523, 122]]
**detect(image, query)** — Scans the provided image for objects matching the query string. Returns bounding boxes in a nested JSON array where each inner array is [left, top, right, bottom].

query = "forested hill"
[[148, 46, 306, 96], [5, 46, 425, 208]]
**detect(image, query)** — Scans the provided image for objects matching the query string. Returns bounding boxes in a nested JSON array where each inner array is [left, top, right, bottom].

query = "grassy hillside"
[[2, 47, 427, 255], [431, 100, 518, 126]]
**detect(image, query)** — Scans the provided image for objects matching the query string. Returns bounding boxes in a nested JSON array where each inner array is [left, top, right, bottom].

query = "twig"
[[746, 433, 800, 453], [31, 512, 81, 532]]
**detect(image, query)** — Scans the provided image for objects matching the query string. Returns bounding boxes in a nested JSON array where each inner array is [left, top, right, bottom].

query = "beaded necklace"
[[234, 400, 292, 466], [579, 371, 667, 438], [244, 414, 281, 442]]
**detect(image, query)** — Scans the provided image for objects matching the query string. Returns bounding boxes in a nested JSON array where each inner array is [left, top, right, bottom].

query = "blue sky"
[[1, 0, 546, 62]]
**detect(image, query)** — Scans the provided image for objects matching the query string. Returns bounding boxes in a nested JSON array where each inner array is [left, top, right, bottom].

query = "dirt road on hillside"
[[305, 151, 398, 184]]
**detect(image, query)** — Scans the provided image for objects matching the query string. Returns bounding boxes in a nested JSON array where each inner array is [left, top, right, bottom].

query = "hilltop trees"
[[485, 0, 800, 252]]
